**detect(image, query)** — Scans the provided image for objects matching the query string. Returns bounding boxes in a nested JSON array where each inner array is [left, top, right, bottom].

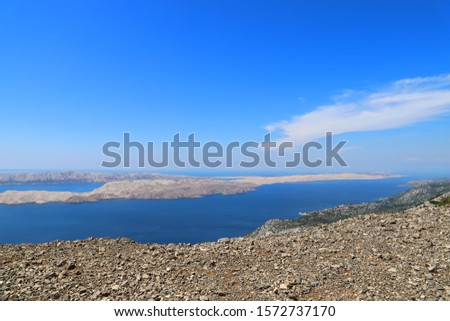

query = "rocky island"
[[0, 172, 393, 205]]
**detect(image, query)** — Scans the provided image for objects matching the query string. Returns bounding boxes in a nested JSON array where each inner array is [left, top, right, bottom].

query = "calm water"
[[0, 178, 410, 244]]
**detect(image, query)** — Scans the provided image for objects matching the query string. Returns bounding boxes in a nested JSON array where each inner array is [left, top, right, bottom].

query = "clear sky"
[[1, 0, 449, 175]]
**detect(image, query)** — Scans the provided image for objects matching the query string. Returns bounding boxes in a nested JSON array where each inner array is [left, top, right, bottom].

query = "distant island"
[[0, 172, 394, 205], [0, 171, 173, 184]]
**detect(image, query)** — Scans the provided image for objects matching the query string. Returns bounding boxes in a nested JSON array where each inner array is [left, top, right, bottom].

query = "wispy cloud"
[[266, 74, 450, 143]]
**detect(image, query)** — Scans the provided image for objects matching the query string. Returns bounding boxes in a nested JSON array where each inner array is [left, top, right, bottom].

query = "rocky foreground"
[[1, 204, 449, 301]]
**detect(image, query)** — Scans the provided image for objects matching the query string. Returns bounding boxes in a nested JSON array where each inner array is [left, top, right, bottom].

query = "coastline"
[[0, 172, 395, 205]]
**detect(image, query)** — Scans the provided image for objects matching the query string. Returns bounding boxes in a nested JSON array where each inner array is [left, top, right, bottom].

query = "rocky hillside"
[[1, 203, 448, 301], [251, 179, 450, 237]]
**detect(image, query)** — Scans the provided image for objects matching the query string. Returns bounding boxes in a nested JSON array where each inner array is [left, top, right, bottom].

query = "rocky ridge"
[[0, 171, 172, 184]]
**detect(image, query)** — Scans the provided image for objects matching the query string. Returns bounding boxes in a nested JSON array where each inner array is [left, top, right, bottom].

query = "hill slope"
[[251, 179, 450, 237]]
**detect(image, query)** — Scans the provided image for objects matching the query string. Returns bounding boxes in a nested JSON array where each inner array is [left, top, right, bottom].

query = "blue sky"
[[1, 0, 449, 175]]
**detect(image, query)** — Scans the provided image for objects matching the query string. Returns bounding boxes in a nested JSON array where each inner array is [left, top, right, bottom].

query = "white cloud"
[[266, 74, 450, 143]]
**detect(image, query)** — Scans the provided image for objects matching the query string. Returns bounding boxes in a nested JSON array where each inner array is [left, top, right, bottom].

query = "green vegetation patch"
[[430, 194, 450, 206]]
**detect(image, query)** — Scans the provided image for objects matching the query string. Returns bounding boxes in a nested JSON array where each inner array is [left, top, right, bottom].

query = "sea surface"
[[0, 178, 411, 244]]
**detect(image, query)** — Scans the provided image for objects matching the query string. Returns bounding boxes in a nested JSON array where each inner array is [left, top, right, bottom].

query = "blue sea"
[[0, 178, 411, 245]]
